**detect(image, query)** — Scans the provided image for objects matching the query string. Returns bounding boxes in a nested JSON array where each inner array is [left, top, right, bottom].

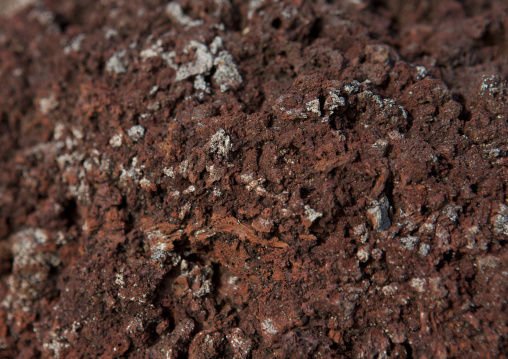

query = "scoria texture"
[[0, 0, 507, 358]]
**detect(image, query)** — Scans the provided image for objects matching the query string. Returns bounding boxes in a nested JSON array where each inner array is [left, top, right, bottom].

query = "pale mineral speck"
[[416, 65, 427, 80], [104, 28, 118, 40], [106, 50, 127, 74], [357, 247, 370, 262], [400, 236, 419, 251], [304, 205, 322, 223], [40, 95, 59, 114], [127, 125, 145, 141], [410, 278, 426, 293], [115, 274, 125, 286], [382, 284, 398, 296], [261, 318, 278, 335], [140, 177, 151, 188], [109, 133, 123, 148], [64, 34, 85, 54], [419, 243, 431, 257], [163, 167, 175, 178], [166, 2, 203, 28]]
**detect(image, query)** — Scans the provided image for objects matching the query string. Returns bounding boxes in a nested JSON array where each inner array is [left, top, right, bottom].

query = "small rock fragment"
[[367, 196, 391, 231]]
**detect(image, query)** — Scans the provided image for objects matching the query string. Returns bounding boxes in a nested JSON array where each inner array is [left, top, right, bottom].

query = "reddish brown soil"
[[0, 0, 507, 358]]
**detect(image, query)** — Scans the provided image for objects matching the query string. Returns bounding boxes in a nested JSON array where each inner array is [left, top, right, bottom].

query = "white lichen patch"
[[227, 328, 252, 358], [382, 284, 398, 296], [166, 2, 203, 28], [400, 236, 419, 251], [212, 50, 243, 91], [305, 98, 321, 116], [183, 185, 196, 194], [39, 95, 59, 114], [106, 49, 127, 74], [63, 34, 85, 54], [442, 204, 461, 222], [127, 125, 145, 141], [261, 318, 278, 335], [175, 41, 213, 81], [247, 0, 265, 20], [410, 278, 426, 293], [209, 36, 223, 55], [115, 273, 125, 286], [240, 174, 268, 196], [109, 133, 123, 148], [140, 40, 164, 60], [194, 74, 210, 92], [285, 108, 308, 120], [419, 243, 431, 257], [209, 128, 233, 157], [119, 157, 142, 183], [104, 28, 118, 40], [324, 92, 345, 112], [163, 167, 175, 178], [139, 177, 151, 189], [140, 39, 178, 70], [343, 80, 360, 94], [493, 204, 508, 236], [304, 205, 322, 223], [357, 247, 370, 262]]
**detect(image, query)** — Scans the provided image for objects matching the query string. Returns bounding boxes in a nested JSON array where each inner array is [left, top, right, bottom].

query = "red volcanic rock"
[[0, 0, 507, 358]]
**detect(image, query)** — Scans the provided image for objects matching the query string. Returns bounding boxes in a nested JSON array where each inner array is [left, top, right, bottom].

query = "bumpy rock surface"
[[0, 0, 507, 358]]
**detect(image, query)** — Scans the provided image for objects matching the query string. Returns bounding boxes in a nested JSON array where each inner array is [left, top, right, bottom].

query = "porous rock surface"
[[0, 0, 507, 358]]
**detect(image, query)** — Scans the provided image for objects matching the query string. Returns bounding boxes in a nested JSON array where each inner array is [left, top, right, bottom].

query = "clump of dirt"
[[0, 0, 507, 358]]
